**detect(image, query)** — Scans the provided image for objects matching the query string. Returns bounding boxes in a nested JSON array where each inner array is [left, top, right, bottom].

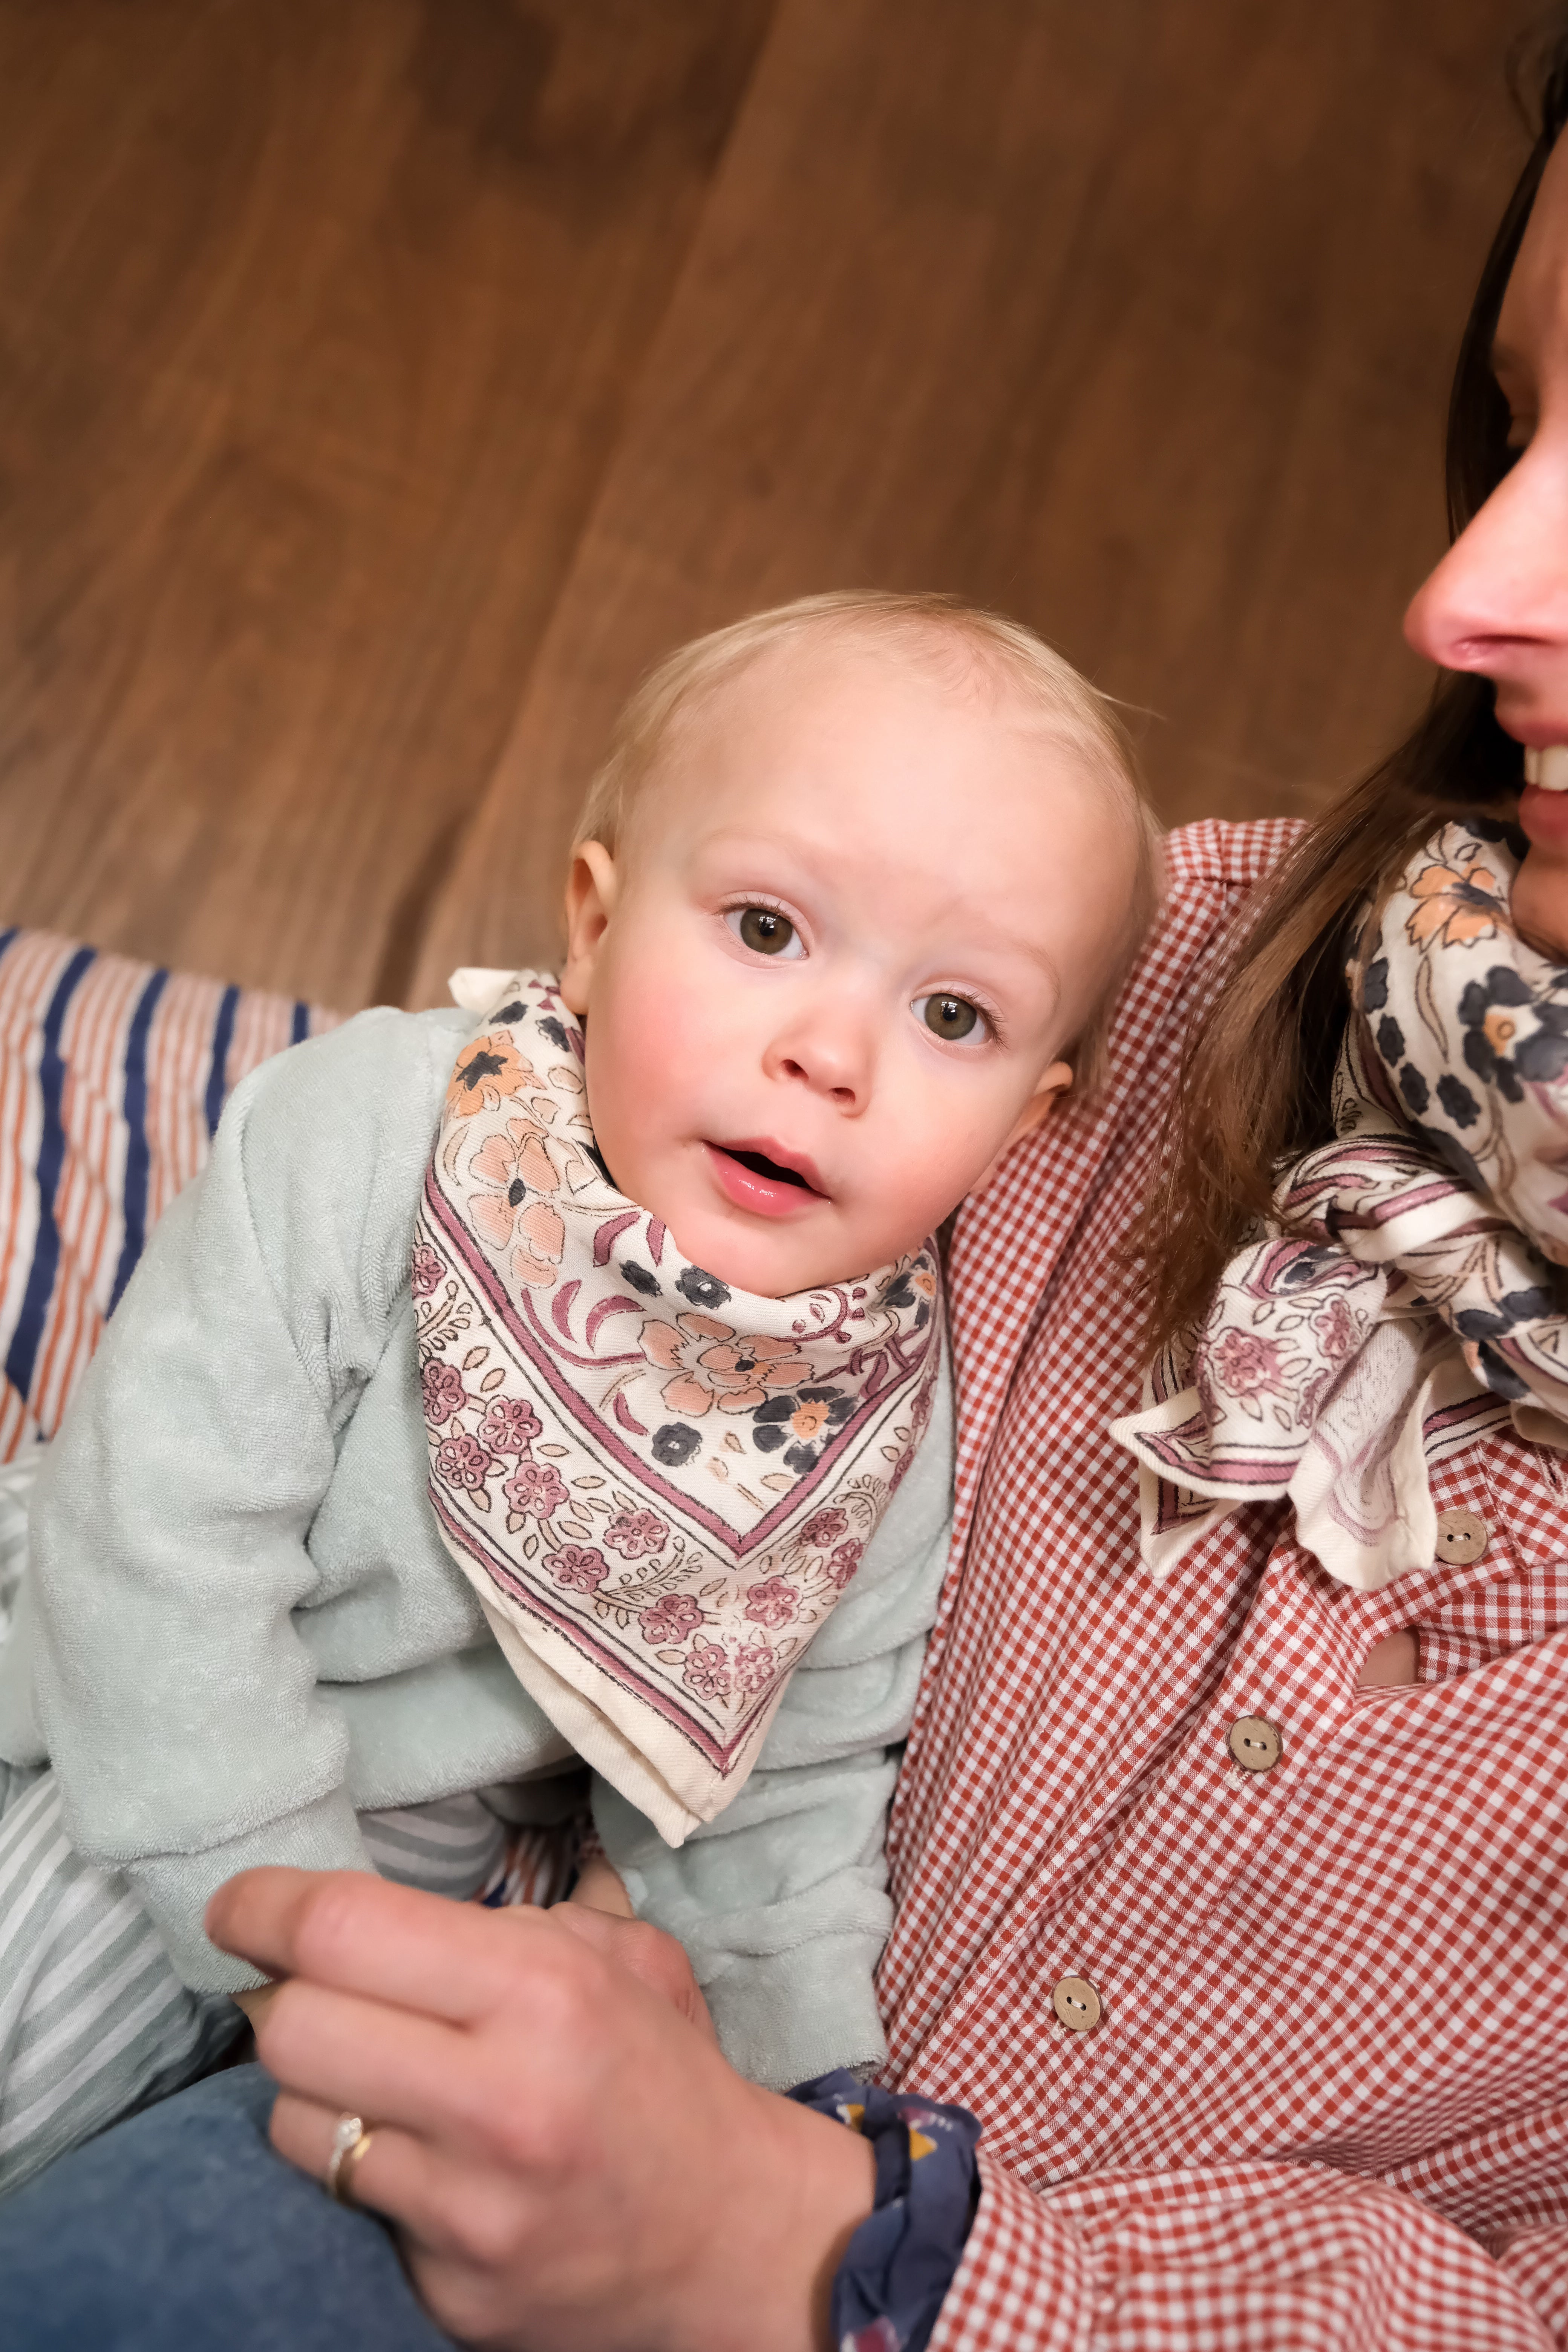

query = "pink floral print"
[[733, 1640, 778, 1696], [421, 1360, 467, 1426], [641, 1593, 703, 1645], [604, 1508, 669, 1559], [435, 1432, 493, 1490], [419, 971, 942, 1829], [545, 1545, 609, 1593], [467, 1117, 565, 1285], [502, 1460, 570, 1519], [743, 1577, 798, 1628], [683, 1637, 732, 1700], [1313, 1298, 1357, 1363], [639, 1313, 812, 1418], [828, 1539, 864, 1589], [1212, 1330, 1289, 1400], [479, 1396, 542, 1455]]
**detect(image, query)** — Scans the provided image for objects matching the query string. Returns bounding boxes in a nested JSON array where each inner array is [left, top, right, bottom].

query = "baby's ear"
[[560, 843, 619, 1013], [969, 1062, 1073, 1200], [1009, 1060, 1074, 1146]]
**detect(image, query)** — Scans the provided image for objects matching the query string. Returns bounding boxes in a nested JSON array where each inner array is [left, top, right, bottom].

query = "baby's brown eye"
[[732, 906, 798, 957], [919, 994, 981, 1041]]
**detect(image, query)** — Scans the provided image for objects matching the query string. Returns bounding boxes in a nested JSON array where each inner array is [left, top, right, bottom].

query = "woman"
[[7, 26, 1568, 2352]]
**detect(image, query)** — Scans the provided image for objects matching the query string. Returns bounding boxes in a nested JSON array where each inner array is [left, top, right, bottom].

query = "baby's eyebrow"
[[1003, 934, 1062, 977], [964, 922, 1061, 988]]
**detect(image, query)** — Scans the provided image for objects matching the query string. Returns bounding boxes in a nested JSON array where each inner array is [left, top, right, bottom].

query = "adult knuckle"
[[479, 2096, 545, 2173], [620, 1919, 661, 1967], [446, 2063, 535, 2164], [410, 2248, 508, 2340], [444, 2180, 527, 2271], [290, 1871, 372, 1969], [250, 1978, 308, 2069], [625, 1919, 695, 1997], [529, 1940, 602, 2035]]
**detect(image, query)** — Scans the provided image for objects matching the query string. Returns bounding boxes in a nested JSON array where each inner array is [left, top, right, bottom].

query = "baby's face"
[[561, 642, 1138, 1296]]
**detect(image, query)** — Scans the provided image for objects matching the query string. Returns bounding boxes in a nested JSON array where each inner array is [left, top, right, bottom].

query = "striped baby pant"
[[0, 1456, 510, 2197]]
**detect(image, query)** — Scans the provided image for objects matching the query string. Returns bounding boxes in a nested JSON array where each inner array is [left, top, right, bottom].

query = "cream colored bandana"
[[417, 969, 943, 1844], [1113, 819, 1568, 1592]]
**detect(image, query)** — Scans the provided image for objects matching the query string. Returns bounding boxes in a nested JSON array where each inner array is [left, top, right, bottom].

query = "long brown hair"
[[1137, 20, 1568, 1355]]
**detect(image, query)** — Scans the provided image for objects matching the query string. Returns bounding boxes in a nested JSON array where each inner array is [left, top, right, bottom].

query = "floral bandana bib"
[[416, 970, 942, 1844], [1112, 819, 1568, 1592]]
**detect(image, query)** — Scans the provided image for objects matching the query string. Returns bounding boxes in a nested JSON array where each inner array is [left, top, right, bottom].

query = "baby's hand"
[[567, 1850, 635, 1918]]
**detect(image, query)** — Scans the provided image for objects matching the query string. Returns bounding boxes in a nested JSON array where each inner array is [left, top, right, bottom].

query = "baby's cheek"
[[888, 1081, 1009, 1224], [587, 981, 709, 1181], [846, 1146, 957, 1268], [588, 1041, 669, 1193]]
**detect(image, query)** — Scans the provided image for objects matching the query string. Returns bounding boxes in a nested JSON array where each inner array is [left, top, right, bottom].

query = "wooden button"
[[1228, 1716, 1282, 1773], [1434, 1507, 1488, 1565], [1051, 1975, 1102, 2033]]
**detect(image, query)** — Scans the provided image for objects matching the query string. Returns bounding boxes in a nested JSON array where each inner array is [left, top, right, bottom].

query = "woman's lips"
[[702, 1140, 826, 1219]]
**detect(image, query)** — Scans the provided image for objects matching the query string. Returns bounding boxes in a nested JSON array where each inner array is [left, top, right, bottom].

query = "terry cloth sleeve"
[[924, 2154, 1560, 2352], [591, 1345, 954, 2089], [24, 1006, 462, 1994]]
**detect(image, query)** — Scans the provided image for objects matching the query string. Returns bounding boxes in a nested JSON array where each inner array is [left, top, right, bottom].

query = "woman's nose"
[[1404, 436, 1568, 674]]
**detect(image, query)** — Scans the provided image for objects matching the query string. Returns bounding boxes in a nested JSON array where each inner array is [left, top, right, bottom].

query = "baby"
[[0, 589, 1158, 2189]]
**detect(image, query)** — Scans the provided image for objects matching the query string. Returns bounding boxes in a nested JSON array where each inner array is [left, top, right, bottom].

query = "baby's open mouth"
[[720, 1146, 815, 1192], [704, 1139, 827, 1212]]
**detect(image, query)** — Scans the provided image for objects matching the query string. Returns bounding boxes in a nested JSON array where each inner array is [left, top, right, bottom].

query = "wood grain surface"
[[412, 0, 1540, 998], [0, 0, 772, 1006], [0, 0, 1542, 1011]]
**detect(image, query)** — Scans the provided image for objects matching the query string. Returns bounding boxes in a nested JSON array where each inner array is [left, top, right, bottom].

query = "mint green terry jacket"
[[0, 1007, 953, 2090]]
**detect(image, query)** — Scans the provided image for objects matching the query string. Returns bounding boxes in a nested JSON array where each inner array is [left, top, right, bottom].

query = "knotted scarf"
[[417, 970, 942, 1844], [1112, 818, 1568, 1591]]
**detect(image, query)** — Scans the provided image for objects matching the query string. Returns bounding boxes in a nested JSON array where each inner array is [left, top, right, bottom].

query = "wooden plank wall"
[[0, 0, 1542, 1012]]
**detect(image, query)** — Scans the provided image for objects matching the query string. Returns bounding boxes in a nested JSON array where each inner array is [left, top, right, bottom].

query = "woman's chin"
[[1520, 779, 1568, 853], [1510, 841, 1568, 964]]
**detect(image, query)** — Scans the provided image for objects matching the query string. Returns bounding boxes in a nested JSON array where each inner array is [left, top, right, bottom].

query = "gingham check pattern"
[[888, 821, 1568, 2350]]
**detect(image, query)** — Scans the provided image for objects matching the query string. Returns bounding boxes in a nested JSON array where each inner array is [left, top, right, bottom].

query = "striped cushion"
[[0, 927, 338, 1462]]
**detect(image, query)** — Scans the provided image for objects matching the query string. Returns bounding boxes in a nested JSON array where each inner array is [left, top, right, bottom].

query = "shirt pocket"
[[1407, 1431, 1568, 1683]]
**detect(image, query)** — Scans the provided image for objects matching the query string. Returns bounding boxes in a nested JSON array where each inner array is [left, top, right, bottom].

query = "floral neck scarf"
[[1112, 818, 1568, 1592], [417, 970, 942, 1844]]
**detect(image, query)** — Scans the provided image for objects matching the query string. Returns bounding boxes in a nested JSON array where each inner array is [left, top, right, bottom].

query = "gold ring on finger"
[[325, 2112, 376, 2205]]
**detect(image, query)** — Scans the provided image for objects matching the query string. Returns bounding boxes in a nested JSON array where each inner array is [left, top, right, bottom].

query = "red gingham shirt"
[[881, 820, 1568, 2352]]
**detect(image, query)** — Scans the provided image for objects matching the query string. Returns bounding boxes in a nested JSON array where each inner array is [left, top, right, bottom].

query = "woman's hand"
[[548, 1889, 719, 2043], [205, 1868, 874, 2352]]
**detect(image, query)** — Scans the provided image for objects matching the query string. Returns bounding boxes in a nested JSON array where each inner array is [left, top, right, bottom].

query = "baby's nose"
[[768, 1017, 870, 1107], [779, 1051, 857, 1106]]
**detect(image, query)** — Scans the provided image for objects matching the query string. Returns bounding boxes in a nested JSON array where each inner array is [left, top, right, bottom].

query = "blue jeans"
[[0, 2064, 454, 2350]]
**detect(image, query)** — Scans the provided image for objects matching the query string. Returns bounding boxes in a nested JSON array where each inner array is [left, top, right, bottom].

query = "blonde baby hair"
[[573, 590, 1163, 1095]]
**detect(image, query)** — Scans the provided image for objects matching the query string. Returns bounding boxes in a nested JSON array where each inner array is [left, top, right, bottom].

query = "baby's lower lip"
[[702, 1142, 825, 1220]]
